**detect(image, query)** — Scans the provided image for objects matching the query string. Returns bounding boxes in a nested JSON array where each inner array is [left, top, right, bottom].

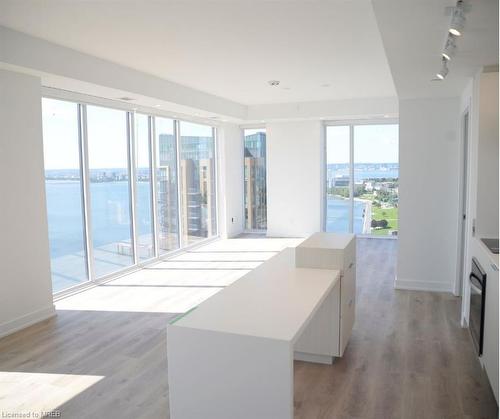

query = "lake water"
[[326, 198, 367, 234], [46, 180, 153, 291]]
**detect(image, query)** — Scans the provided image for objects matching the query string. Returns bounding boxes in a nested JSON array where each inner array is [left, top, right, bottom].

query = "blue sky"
[[327, 124, 399, 164], [42, 98, 213, 170]]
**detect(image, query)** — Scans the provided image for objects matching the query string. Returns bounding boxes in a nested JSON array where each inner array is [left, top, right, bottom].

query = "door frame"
[[454, 107, 471, 297]]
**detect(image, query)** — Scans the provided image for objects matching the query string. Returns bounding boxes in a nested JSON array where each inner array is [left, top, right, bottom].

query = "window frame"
[[241, 126, 267, 233], [323, 118, 399, 238], [177, 120, 218, 247], [42, 88, 220, 298]]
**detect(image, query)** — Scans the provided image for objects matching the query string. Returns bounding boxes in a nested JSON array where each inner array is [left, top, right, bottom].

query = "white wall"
[[396, 97, 461, 292], [0, 69, 55, 337], [476, 72, 499, 237], [266, 121, 324, 237], [218, 123, 244, 238]]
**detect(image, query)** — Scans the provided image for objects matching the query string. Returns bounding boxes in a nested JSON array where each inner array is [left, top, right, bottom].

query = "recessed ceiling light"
[[268, 80, 280, 87], [383, 114, 390, 118], [154, 104, 161, 107], [118, 96, 136, 101]]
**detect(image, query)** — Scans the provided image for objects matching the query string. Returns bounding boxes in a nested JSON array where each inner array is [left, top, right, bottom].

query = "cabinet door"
[[340, 262, 356, 356], [294, 280, 340, 357], [342, 238, 356, 273]]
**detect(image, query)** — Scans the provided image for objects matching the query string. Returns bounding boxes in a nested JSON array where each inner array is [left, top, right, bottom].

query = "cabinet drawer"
[[340, 264, 356, 356], [342, 239, 356, 273]]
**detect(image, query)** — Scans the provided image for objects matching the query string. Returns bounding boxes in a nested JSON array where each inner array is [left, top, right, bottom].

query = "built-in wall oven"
[[469, 257, 487, 356]]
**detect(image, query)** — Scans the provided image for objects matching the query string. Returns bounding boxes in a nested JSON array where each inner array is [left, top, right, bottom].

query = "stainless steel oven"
[[469, 257, 487, 356]]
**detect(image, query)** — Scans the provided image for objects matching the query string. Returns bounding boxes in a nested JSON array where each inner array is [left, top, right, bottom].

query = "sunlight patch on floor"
[[55, 237, 304, 314], [0, 371, 104, 414]]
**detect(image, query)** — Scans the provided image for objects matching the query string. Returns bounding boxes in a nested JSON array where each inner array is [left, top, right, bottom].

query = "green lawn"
[[371, 206, 398, 236]]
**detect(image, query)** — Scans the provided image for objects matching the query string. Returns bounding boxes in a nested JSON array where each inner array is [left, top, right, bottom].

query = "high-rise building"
[[157, 134, 179, 250], [178, 136, 216, 243], [244, 132, 267, 230]]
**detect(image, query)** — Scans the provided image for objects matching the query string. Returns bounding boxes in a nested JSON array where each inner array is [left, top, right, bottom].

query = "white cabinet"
[[483, 265, 498, 403], [473, 239, 499, 404], [294, 280, 340, 361], [295, 233, 356, 356]]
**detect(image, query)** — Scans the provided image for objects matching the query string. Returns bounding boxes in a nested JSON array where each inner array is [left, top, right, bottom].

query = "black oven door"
[[469, 257, 486, 356]]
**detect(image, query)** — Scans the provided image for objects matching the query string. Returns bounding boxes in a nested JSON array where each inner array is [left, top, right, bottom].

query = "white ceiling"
[[0, 0, 397, 105], [372, 0, 499, 99]]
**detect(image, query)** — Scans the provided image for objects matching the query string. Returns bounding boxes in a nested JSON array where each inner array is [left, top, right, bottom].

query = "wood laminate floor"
[[0, 238, 497, 418]]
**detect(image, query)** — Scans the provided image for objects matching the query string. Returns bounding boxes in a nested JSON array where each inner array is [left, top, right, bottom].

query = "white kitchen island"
[[167, 248, 340, 419]]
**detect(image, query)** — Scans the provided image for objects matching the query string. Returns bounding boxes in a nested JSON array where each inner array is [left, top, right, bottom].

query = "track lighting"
[[442, 36, 457, 60], [436, 59, 449, 80], [449, 0, 465, 36]]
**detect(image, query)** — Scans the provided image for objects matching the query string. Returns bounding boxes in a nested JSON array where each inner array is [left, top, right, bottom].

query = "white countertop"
[[171, 248, 340, 343], [475, 237, 499, 269], [298, 232, 355, 249]]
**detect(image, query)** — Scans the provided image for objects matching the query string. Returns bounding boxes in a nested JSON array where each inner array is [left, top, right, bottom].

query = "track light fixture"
[[433, 1, 468, 81], [449, 0, 466, 36], [436, 59, 449, 80], [442, 35, 457, 60]]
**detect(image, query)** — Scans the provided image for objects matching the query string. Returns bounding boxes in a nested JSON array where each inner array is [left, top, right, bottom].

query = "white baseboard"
[[394, 277, 453, 293], [0, 305, 56, 339]]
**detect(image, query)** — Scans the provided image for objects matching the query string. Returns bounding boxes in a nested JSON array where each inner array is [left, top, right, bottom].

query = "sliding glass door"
[[353, 125, 399, 236], [42, 98, 218, 294], [326, 122, 399, 236]]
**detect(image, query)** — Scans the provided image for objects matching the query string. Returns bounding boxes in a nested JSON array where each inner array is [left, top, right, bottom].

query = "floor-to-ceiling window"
[[353, 124, 399, 236], [179, 121, 217, 245], [155, 117, 180, 254], [134, 114, 155, 260], [42, 98, 88, 292], [86, 105, 134, 277], [42, 97, 218, 293], [325, 126, 351, 233], [244, 128, 267, 231], [326, 122, 399, 236]]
